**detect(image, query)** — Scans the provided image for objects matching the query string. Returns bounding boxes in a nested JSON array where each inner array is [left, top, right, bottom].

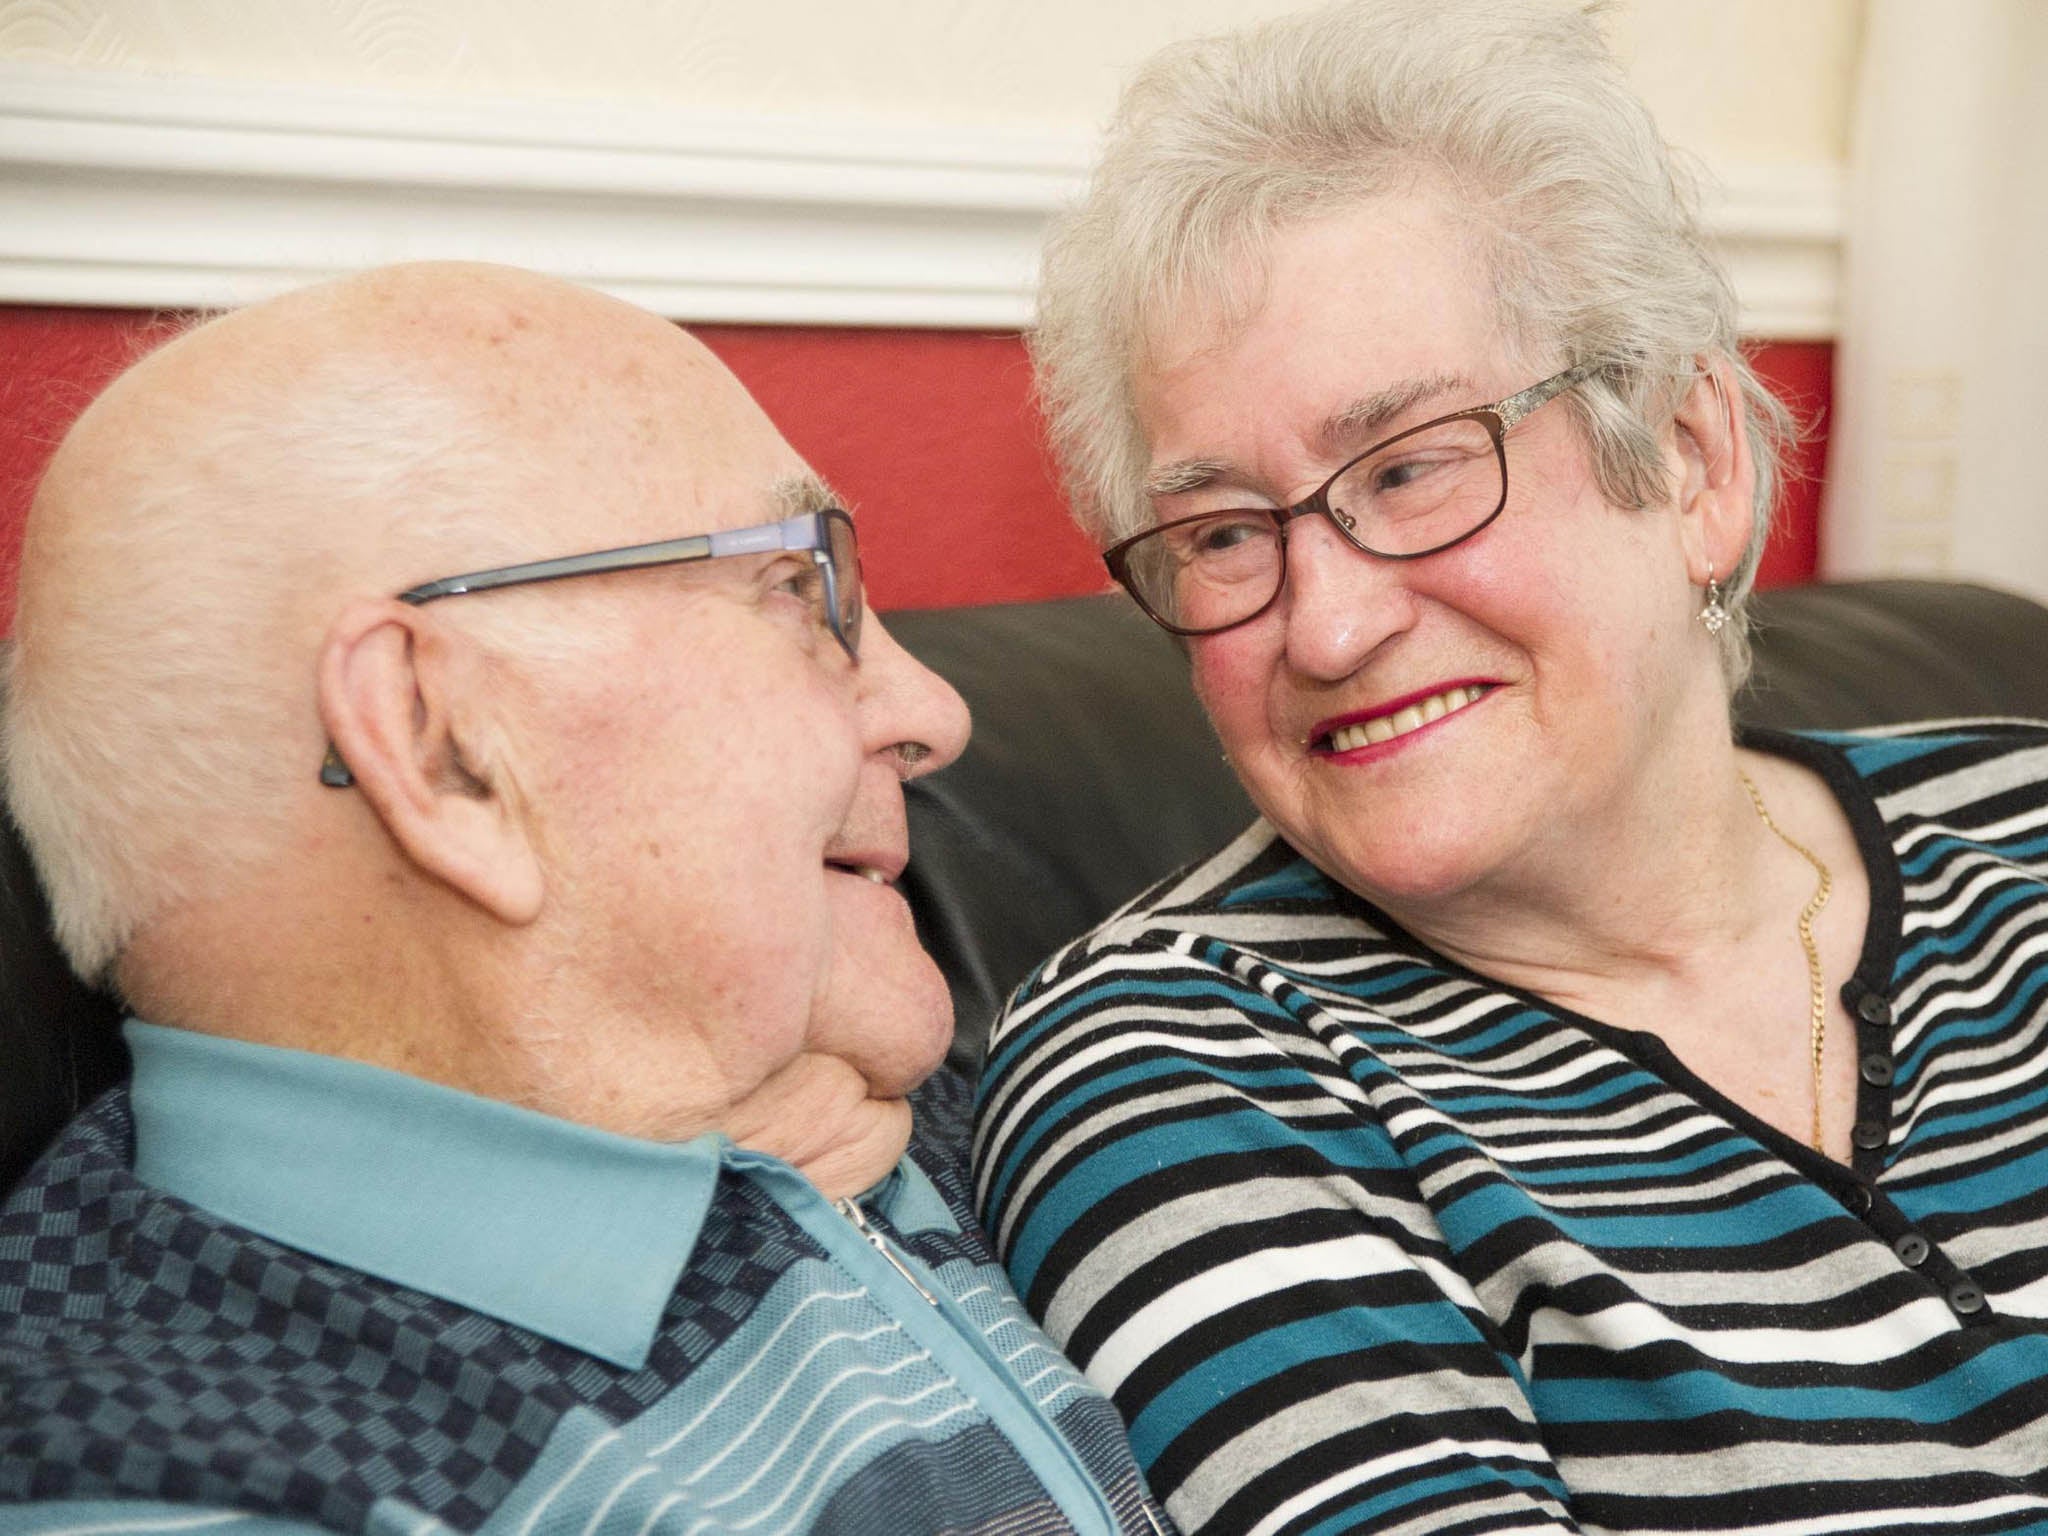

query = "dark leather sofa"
[[7, 578, 2048, 1189]]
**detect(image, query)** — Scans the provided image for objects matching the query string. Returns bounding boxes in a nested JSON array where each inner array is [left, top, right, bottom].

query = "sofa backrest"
[[893, 579, 2048, 1075], [8, 577, 2048, 1187]]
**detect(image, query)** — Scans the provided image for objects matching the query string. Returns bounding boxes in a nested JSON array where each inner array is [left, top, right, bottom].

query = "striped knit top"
[[974, 724, 2048, 1536]]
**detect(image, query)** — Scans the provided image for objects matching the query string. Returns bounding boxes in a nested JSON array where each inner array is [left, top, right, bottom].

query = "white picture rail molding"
[[0, 65, 1841, 335]]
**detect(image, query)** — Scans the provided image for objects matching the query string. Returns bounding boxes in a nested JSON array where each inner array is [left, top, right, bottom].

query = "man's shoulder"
[[1, 1088, 143, 1335]]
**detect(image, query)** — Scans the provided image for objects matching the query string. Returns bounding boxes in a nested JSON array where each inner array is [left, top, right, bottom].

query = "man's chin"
[[813, 949, 957, 1098]]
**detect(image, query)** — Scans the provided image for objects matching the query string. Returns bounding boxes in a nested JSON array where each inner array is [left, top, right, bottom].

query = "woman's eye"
[[1176, 514, 1271, 561], [1373, 456, 1439, 493], [1196, 519, 1259, 553]]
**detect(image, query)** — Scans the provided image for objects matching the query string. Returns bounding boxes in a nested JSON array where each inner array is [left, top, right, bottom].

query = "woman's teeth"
[[1327, 685, 1488, 752]]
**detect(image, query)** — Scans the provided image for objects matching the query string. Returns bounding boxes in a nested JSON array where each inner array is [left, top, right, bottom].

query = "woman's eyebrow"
[[1144, 458, 1235, 497], [1143, 372, 1480, 500], [1315, 373, 1473, 457]]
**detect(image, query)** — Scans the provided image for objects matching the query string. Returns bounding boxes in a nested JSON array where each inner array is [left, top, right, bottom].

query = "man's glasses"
[[320, 507, 861, 787], [1104, 362, 1602, 636]]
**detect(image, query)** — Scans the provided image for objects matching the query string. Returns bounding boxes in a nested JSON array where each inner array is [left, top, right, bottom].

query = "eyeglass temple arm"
[[1494, 360, 1605, 431], [397, 512, 828, 605]]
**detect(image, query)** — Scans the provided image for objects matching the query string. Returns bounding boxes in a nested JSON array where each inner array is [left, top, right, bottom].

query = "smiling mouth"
[[1319, 684, 1494, 753], [825, 860, 893, 885]]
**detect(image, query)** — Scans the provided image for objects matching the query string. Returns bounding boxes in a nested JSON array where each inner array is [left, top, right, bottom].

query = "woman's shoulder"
[[1003, 816, 1398, 1002], [1780, 718, 2048, 814]]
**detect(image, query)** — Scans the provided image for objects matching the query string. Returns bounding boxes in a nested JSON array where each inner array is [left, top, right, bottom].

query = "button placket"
[[1845, 983, 1898, 1178]]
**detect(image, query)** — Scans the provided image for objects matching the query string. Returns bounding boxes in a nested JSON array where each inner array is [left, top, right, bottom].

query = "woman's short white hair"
[[1032, 0, 1790, 683]]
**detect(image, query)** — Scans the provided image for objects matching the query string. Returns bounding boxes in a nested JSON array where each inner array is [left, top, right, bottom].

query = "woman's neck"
[[1370, 726, 1781, 1016]]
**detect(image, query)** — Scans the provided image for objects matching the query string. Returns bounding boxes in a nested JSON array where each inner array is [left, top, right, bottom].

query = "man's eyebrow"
[[1143, 373, 1480, 501], [774, 472, 843, 519]]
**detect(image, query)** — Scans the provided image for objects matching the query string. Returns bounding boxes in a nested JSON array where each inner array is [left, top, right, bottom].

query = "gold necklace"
[[1738, 770, 1834, 1152]]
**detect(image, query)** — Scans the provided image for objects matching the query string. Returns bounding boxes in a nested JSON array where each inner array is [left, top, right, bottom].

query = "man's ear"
[[317, 598, 545, 926], [1671, 355, 1757, 584]]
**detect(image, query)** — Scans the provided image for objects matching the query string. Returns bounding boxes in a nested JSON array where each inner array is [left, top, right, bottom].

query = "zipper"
[[712, 1151, 1114, 1536], [822, 1187, 1122, 1534], [834, 1194, 940, 1305]]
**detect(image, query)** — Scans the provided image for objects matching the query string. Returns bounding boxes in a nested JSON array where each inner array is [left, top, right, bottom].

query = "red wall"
[[0, 307, 1830, 627]]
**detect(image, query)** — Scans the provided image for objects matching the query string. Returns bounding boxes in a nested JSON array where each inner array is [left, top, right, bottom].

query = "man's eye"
[[768, 559, 823, 601]]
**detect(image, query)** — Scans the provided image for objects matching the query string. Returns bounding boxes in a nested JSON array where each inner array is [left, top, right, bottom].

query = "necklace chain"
[[1738, 770, 1835, 1153]]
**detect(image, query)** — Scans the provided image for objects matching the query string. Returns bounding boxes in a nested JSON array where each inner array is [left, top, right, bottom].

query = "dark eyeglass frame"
[[320, 507, 861, 787], [1104, 360, 1604, 637]]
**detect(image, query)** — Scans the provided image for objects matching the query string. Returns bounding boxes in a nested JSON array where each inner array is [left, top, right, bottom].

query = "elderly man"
[[0, 264, 1167, 1536]]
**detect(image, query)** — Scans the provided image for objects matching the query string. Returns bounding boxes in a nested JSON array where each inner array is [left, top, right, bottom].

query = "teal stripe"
[[1896, 974, 2048, 1081], [1900, 882, 2048, 969], [1435, 1175, 1835, 1253], [1293, 1463, 1571, 1536], [1897, 831, 2048, 878], [1840, 734, 1973, 773], [1891, 1136, 2048, 1221], [1500, 1133, 1759, 1190], [1531, 1334, 2048, 1426], [980, 1045, 1352, 1219], [982, 974, 1297, 1089], [1219, 861, 1335, 907], [1003, 1105, 1405, 1298], [1126, 1302, 1503, 1459]]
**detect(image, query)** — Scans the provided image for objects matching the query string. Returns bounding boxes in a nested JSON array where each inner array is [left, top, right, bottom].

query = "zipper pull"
[[835, 1196, 941, 1306]]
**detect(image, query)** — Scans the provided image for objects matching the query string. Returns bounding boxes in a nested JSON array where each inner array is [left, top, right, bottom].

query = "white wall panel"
[[0, 1, 1857, 331]]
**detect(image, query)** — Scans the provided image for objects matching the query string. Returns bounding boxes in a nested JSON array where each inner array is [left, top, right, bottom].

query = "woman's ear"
[[1671, 355, 1758, 584], [316, 598, 544, 925]]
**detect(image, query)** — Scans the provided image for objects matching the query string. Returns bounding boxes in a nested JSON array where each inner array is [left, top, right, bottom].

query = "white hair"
[[4, 348, 585, 988], [1032, 0, 1790, 683]]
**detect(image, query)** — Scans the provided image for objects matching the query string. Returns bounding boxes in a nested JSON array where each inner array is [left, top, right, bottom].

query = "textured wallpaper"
[[0, 0, 1860, 160]]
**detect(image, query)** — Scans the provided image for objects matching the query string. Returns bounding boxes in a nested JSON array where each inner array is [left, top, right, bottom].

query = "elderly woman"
[[972, 3, 2048, 1533]]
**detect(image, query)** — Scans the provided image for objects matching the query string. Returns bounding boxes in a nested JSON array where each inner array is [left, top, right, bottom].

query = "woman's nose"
[[1278, 514, 1419, 681]]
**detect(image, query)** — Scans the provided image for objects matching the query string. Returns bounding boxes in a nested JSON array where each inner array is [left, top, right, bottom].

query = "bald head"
[[8, 263, 793, 992], [32, 264, 753, 621]]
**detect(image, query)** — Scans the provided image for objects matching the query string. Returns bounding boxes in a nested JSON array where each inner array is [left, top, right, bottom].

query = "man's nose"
[[858, 609, 972, 777], [1278, 514, 1419, 682]]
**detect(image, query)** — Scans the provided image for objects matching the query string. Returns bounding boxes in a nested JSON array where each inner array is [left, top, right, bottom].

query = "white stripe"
[[38, 1516, 253, 1536], [1518, 1292, 1957, 1371], [646, 1284, 870, 1453], [515, 1426, 623, 1536], [1239, 1436, 1566, 1536], [1625, 1491, 2048, 1536], [1082, 1231, 1482, 1395], [692, 1389, 974, 1532], [576, 1464, 658, 1536], [676, 1352, 927, 1485], [1877, 742, 2048, 820]]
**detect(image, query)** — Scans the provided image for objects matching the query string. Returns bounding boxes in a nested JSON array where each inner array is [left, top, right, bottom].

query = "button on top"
[[1857, 993, 1894, 1026], [1948, 1279, 1987, 1316], [1860, 1052, 1896, 1087], [1852, 1119, 1887, 1150], [1894, 1232, 1931, 1267]]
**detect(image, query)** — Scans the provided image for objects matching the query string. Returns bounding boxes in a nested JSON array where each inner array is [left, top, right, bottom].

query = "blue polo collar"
[[124, 1019, 718, 1371]]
